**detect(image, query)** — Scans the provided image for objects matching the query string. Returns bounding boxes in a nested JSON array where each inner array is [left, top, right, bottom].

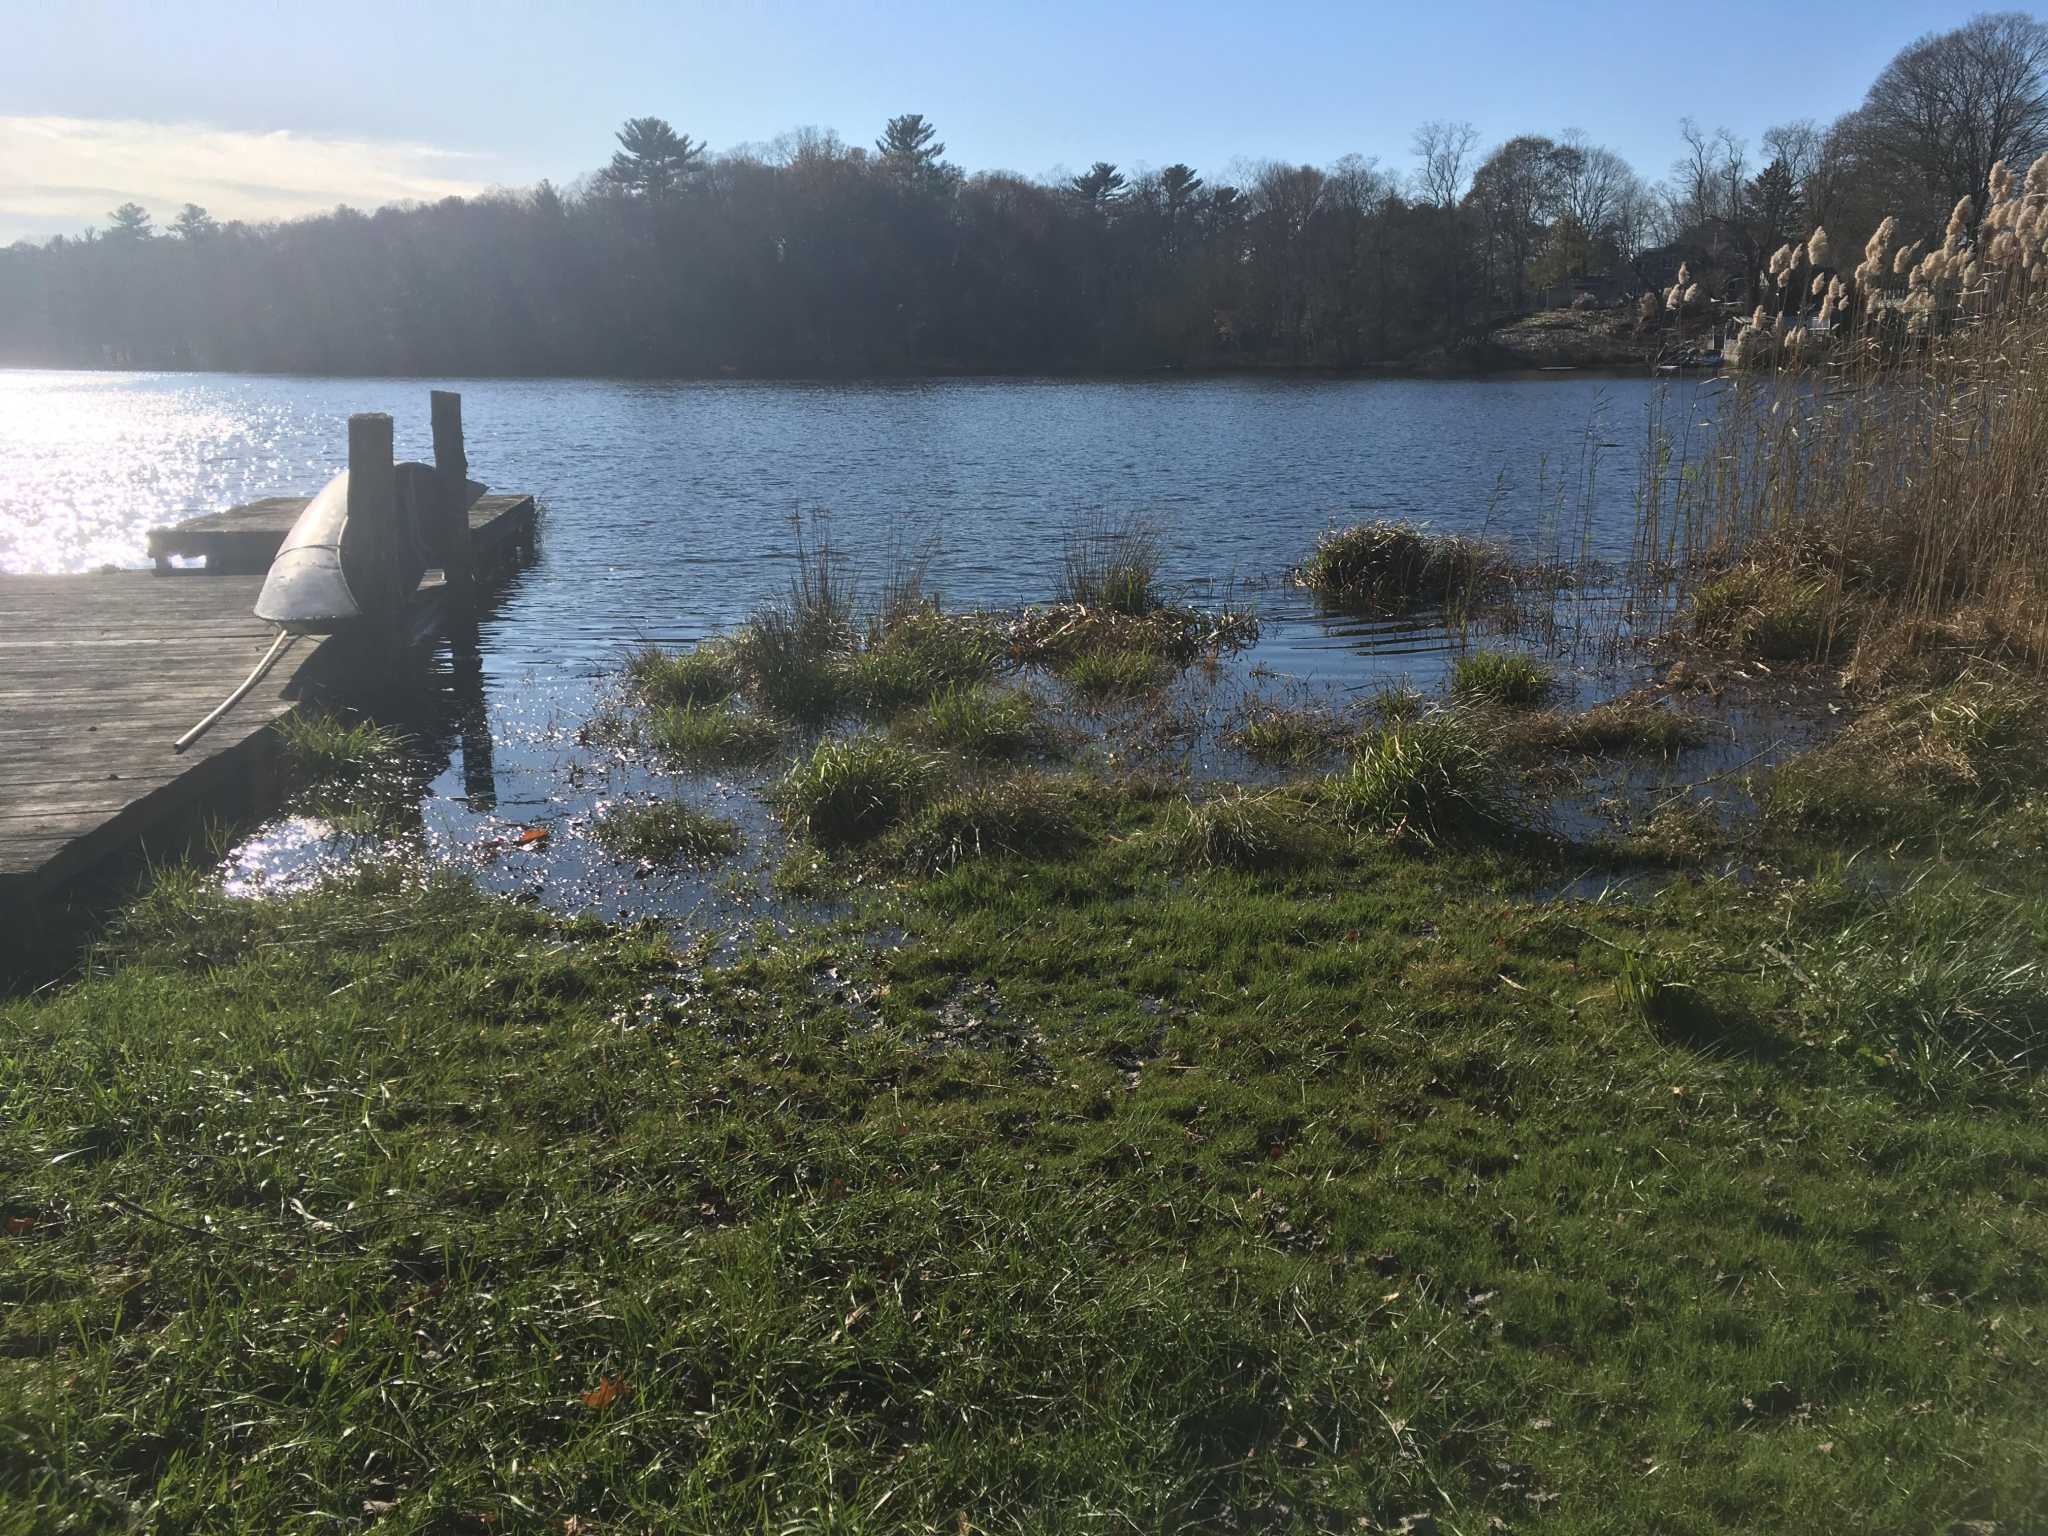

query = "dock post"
[[347, 412, 404, 660], [431, 390, 475, 614]]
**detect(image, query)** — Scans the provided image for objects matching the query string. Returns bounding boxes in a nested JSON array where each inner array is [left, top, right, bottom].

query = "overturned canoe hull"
[[254, 466, 487, 635]]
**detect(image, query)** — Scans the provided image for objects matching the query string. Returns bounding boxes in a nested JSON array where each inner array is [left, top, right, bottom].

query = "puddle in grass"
[[216, 572, 1846, 939]]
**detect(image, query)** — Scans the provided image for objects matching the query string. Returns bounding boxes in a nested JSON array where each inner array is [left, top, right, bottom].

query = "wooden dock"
[[148, 490, 535, 576], [0, 573, 313, 910], [1, 399, 536, 959]]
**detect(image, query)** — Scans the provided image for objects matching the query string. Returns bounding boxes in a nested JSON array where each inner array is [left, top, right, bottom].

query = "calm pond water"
[[2, 367, 1754, 923]]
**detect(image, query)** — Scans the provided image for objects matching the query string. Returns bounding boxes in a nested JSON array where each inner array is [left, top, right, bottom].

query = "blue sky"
[[0, 0, 2015, 241]]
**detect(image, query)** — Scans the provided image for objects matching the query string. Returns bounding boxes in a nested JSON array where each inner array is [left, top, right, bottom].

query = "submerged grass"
[[593, 799, 742, 864], [1059, 647, 1172, 698], [1513, 698, 1709, 759], [625, 642, 742, 708]]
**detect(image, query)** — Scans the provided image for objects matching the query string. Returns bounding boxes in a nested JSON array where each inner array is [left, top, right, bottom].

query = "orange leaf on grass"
[[581, 1376, 629, 1410]]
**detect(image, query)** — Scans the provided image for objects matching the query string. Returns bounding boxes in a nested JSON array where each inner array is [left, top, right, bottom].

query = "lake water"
[[1, 367, 1749, 923]]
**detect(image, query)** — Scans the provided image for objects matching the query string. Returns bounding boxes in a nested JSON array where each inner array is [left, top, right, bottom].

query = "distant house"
[[1538, 273, 1624, 309], [1632, 244, 1691, 293]]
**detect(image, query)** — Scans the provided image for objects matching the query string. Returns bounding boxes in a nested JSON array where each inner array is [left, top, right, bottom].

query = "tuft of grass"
[[1333, 713, 1520, 845], [593, 800, 741, 865], [775, 737, 937, 848], [1765, 676, 2047, 833], [625, 643, 742, 708], [1225, 704, 1353, 766], [646, 701, 782, 767], [1161, 788, 1331, 872], [1450, 650, 1554, 707], [1058, 511, 1161, 615], [1294, 520, 1505, 608], [1060, 648, 1172, 698], [887, 776, 1083, 873], [1516, 699, 1708, 759], [839, 609, 1009, 715], [895, 684, 1043, 759], [273, 712, 406, 782], [1784, 869, 2048, 1083], [1689, 562, 1858, 663]]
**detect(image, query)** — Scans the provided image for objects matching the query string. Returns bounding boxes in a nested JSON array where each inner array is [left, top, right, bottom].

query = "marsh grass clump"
[[273, 713, 407, 783], [839, 608, 1009, 715], [1617, 797, 1725, 865], [1162, 788, 1331, 872], [1295, 521, 1507, 609], [1059, 511, 1162, 616], [776, 737, 937, 848], [625, 643, 742, 708], [1334, 713, 1521, 845], [887, 775, 1083, 873], [895, 683, 1043, 759], [1765, 676, 2047, 832], [594, 800, 741, 865], [1225, 704, 1355, 766], [1689, 561, 1858, 663], [1060, 648, 1173, 699], [647, 701, 782, 767], [1516, 699, 1708, 759], [1450, 650, 1554, 707]]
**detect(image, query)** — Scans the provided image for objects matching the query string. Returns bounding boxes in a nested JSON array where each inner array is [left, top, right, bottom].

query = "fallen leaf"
[[581, 1376, 629, 1410]]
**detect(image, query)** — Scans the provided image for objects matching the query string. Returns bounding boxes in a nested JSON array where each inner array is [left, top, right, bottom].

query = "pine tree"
[[600, 117, 703, 200]]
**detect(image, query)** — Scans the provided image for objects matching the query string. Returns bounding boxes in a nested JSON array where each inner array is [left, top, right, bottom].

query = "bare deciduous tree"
[[1411, 120, 1478, 207], [1862, 11, 2048, 205]]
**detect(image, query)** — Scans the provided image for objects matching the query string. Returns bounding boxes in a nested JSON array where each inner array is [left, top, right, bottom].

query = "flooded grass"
[[884, 774, 1085, 874], [1223, 702, 1355, 766], [645, 699, 783, 767], [1449, 649, 1555, 707], [1159, 786, 1333, 872], [893, 682, 1044, 759], [774, 736, 939, 849], [1294, 519, 1509, 609], [1334, 712, 1524, 846], [272, 711, 408, 781], [592, 799, 742, 864]]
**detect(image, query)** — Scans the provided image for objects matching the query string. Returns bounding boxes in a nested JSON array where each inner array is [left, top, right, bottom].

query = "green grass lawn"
[[5, 778, 2047, 1532]]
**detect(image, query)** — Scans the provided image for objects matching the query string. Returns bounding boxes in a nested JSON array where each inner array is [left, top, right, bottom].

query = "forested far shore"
[[3, 11, 2044, 377]]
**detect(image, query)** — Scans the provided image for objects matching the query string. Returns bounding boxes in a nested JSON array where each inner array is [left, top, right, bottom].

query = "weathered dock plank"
[[0, 574, 312, 908], [147, 492, 536, 573]]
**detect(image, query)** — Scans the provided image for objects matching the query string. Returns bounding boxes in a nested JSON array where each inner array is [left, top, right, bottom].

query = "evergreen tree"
[[600, 117, 703, 199], [876, 113, 946, 179], [106, 203, 153, 241]]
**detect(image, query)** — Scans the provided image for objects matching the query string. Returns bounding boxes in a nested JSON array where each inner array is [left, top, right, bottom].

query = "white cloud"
[[0, 115, 508, 242]]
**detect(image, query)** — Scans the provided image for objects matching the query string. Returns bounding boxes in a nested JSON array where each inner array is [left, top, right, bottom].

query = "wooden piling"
[[430, 390, 475, 614], [346, 412, 403, 657]]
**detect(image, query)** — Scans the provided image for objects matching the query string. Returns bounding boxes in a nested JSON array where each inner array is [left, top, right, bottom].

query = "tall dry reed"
[[1639, 159, 2048, 676]]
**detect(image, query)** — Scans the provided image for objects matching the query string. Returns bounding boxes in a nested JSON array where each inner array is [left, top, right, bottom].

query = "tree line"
[[3, 12, 2043, 376]]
